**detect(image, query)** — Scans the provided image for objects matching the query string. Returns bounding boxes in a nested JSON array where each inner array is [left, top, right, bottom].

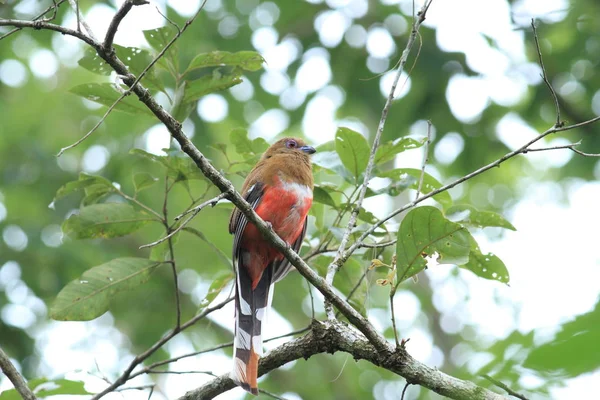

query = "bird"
[[228, 137, 316, 395]]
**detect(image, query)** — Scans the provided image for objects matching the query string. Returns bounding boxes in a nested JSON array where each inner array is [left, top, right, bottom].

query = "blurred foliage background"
[[0, 0, 599, 399]]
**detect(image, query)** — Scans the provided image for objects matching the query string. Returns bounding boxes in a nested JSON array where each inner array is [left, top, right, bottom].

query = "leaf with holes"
[[185, 51, 265, 75], [396, 206, 470, 282], [114, 45, 165, 93], [50, 258, 162, 321], [143, 26, 179, 75], [335, 127, 370, 182], [62, 203, 153, 239], [461, 235, 510, 284], [78, 47, 112, 76], [375, 136, 426, 164], [378, 168, 452, 207], [446, 205, 516, 230], [69, 83, 154, 116]]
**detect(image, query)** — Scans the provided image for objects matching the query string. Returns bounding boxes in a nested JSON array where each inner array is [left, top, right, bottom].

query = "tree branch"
[[341, 114, 600, 265], [0, 347, 36, 400], [103, 0, 149, 52], [179, 321, 508, 400], [323, 0, 433, 318], [531, 19, 562, 128], [4, 4, 593, 399], [0, 18, 96, 47]]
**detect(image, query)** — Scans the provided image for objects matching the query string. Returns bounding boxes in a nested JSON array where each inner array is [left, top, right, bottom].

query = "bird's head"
[[262, 137, 316, 161]]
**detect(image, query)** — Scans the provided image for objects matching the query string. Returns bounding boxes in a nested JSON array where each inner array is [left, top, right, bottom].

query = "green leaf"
[[54, 173, 113, 202], [198, 271, 234, 310], [114, 45, 165, 93], [133, 172, 159, 193], [378, 168, 452, 207], [185, 51, 265, 75], [230, 128, 269, 155], [396, 206, 470, 282], [69, 83, 154, 116], [35, 379, 91, 397], [77, 47, 112, 76], [461, 235, 510, 284], [50, 258, 162, 321], [143, 26, 179, 74], [375, 137, 426, 164], [524, 301, 600, 377], [335, 127, 370, 182], [182, 70, 243, 104], [78, 46, 165, 93], [313, 185, 336, 208], [171, 83, 196, 122], [183, 227, 232, 268], [446, 205, 516, 230], [130, 149, 205, 182], [339, 203, 378, 224], [0, 378, 90, 400], [62, 203, 153, 239], [311, 151, 354, 183]]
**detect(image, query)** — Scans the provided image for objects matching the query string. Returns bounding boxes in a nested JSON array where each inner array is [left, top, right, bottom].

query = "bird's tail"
[[231, 262, 273, 395]]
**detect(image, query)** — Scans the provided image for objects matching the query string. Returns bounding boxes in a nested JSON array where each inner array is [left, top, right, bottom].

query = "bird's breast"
[[253, 179, 312, 243]]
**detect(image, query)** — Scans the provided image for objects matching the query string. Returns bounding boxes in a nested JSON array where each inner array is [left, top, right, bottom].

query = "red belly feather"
[[241, 184, 312, 288]]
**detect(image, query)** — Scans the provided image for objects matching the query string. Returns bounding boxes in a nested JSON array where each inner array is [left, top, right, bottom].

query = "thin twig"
[[569, 147, 600, 157], [401, 382, 411, 400], [359, 239, 397, 249], [162, 174, 182, 328], [67, 0, 98, 41], [0, 0, 66, 41], [306, 278, 315, 320], [531, 19, 562, 128], [114, 186, 164, 221], [522, 140, 600, 157], [0, 18, 95, 47], [140, 193, 225, 249], [482, 374, 530, 400], [259, 389, 289, 400], [116, 384, 155, 392], [90, 296, 233, 400], [147, 370, 217, 377], [324, 0, 434, 319], [174, 193, 226, 221], [415, 120, 432, 200], [0, 347, 36, 400]]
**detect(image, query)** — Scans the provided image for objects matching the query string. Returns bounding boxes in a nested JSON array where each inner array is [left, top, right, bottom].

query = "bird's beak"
[[300, 145, 316, 155]]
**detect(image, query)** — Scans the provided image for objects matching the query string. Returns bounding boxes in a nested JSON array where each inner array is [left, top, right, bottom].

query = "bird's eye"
[[286, 139, 298, 149]]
